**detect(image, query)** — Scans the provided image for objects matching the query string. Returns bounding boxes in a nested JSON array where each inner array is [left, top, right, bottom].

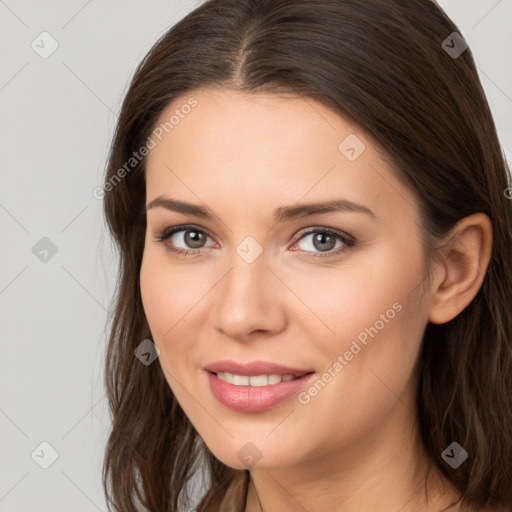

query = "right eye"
[[153, 224, 216, 257]]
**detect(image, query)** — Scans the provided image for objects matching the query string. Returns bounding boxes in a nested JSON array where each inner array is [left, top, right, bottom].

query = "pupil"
[[185, 231, 204, 248], [314, 233, 335, 252]]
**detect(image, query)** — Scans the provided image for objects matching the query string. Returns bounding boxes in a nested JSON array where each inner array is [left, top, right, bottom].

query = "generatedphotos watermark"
[[93, 97, 198, 200], [298, 301, 403, 405]]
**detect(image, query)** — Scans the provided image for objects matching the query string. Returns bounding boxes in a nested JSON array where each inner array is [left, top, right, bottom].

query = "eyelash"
[[153, 224, 356, 259]]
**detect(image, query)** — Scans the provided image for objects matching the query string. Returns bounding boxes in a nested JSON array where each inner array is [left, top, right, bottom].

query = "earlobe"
[[428, 213, 493, 325]]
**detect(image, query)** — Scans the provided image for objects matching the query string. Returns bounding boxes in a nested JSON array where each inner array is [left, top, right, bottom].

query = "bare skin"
[[139, 88, 493, 512]]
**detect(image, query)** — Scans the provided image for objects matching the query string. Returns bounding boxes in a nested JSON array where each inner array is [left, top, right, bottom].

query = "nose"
[[211, 249, 287, 341]]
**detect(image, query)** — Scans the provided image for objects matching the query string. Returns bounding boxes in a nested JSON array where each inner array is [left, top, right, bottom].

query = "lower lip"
[[206, 371, 315, 412]]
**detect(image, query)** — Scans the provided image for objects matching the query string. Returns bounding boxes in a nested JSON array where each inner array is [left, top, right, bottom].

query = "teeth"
[[221, 372, 234, 384], [249, 375, 268, 386], [216, 372, 301, 386], [233, 374, 249, 386], [268, 374, 282, 385]]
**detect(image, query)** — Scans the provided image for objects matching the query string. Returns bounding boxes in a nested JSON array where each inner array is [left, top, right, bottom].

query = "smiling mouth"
[[205, 370, 316, 412]]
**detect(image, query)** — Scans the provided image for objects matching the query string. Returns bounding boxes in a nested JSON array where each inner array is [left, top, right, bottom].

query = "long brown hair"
[[101, 1, 512, 510]]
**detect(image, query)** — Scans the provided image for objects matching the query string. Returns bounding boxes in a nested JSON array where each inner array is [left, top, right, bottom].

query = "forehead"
[[145, 88, 416, 224]]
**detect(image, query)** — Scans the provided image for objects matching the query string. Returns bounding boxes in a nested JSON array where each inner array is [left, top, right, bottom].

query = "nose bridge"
[[222, 245, 270, 312], [212, 242, 284, 337]]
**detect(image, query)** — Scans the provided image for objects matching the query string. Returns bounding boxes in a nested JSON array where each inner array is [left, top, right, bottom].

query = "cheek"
[[140, 248, 192, 334], [289, 250, 417, 349], [140, 254, 167, 333], [299, 276, 413, 391], [292, 246, 425, 401], [139, 248, 211, 379]]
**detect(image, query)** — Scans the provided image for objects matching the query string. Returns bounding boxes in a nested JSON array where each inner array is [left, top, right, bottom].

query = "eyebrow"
[[145, 196, 376, 223]]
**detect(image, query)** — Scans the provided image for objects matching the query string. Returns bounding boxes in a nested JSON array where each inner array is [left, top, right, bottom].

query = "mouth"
[[205, 369, 316, 412]]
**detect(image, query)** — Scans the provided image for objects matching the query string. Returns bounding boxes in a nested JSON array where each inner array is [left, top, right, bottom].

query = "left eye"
[[154, 225, 355, 258], [293, 228, 355, 257]]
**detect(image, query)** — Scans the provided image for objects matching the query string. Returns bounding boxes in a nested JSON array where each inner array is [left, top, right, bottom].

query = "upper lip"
[[203, 360, 314, 376]]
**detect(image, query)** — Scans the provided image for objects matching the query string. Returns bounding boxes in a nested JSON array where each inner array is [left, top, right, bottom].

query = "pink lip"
[[203, 360, 316, 412], [203, 359, 313, 376]]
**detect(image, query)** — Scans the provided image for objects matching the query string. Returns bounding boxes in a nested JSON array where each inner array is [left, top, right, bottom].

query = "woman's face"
[[140, 88, 433, 471]]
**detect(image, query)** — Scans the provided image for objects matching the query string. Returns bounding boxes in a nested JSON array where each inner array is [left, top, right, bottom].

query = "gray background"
[[1, 1, 511, 510]]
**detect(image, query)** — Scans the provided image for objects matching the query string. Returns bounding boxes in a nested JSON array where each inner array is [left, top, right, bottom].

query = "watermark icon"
[[32, 237, 58, 263], [442, 32, 468, 59], [298, 301, 403, 405], [236, 236, 263, 264], [31, 441, 59, 469], [237, 442, 263, 468], [134, 339, 160, 366], [93, 97, 198, 200], [339, 134, 366, 162], [31, 31, 59, 59], [442, 442, 468, 469]]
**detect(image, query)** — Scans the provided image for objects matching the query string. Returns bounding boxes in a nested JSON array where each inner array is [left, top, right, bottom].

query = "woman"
[[101, 1, 512, 510]]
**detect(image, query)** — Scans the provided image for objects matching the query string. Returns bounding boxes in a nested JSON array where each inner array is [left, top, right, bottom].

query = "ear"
[[428, 213, 493, 325]]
